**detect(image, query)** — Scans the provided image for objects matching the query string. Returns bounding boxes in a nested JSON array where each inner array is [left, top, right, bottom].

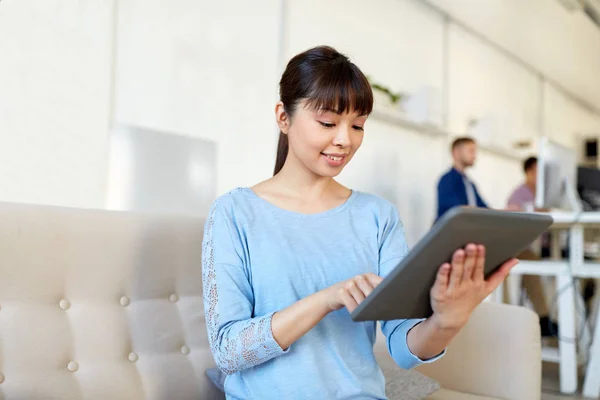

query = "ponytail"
[[273, 132, 289, 175]]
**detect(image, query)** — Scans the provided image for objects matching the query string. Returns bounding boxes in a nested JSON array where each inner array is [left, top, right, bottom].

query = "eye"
[[352, 125, 364, 132], [318, 121, 335, 128]]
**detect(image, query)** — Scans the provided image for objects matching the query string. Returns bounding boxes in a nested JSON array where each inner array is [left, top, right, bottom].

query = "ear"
[[275, 102, 290, 134]]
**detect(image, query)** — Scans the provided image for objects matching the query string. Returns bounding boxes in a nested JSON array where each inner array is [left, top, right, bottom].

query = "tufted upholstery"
[[0, 202, 223, 400], [0, 202, 540, 400]]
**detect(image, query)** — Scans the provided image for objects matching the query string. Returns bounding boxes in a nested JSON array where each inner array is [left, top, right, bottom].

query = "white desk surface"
[[539, 211, 600, 226]]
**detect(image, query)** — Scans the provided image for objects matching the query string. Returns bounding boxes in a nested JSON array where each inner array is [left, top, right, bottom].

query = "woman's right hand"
[[325, 273, 384, 313], [272, 273, 384, 350]]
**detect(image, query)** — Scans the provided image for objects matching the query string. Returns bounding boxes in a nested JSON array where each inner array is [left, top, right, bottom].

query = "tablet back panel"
[[350, 207, 553, 321]]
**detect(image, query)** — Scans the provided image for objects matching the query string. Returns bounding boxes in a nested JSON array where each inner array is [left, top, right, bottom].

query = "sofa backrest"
[[0, 202, 224, 399]]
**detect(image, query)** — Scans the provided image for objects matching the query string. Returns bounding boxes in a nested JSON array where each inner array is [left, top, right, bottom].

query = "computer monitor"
[[578, 166, 600, 211], [535, 137, 581, 211]]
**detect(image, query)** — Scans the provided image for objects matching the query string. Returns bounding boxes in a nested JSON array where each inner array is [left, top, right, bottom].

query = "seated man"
[[507, 156, 558, 337]]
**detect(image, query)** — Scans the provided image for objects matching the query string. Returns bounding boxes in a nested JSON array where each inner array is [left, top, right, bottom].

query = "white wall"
[[0, 0, 113, 208], [427, 0, 600, 111], [447, 24, 541, 151], [114, 0, 282, 196], [543, 83, 600, 150]]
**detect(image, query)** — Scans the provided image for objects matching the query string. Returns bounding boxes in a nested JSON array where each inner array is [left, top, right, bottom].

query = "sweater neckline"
[[241, 187, 359, 219]]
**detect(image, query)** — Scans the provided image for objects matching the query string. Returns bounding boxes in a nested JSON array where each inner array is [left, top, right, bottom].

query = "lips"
[[321, 153, 347, 167], [323, 154, 344, 161]]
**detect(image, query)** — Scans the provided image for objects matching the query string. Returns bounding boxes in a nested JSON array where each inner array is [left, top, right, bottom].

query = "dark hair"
[[273, 46, 374, 175], [523, 156, 537, 172], [451, 136, 476, 151]]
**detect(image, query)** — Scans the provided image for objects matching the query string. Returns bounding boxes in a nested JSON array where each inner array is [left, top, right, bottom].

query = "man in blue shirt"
[[436, 137, 488, 221]]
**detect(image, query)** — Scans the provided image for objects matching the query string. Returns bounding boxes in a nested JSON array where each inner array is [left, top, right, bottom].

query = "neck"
[[453, 162, 466, 174], [274, 155, 337, 198]]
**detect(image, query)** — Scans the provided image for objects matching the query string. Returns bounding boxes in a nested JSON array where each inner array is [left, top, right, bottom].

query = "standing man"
[[436, 137, 488, 222]]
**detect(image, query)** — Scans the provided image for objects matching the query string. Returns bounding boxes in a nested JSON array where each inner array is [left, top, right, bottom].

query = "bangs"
[[304, 61, 373, 116]]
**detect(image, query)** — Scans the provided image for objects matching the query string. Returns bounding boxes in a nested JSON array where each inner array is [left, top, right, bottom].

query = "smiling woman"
[[202, 45, 517, 400], [273, 45, 373, 176]]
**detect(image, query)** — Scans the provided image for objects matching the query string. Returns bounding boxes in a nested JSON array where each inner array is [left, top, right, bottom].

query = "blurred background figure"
[[436, 137, 488, 221], [507, 156, 558, 337], [507, 157, 539, 212]]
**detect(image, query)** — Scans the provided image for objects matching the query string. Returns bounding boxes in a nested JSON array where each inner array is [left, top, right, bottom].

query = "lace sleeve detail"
[[202, 197, 288, 375]]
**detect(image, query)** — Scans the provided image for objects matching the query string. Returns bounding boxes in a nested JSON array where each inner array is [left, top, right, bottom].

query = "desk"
[[503, 211, 600, 397]]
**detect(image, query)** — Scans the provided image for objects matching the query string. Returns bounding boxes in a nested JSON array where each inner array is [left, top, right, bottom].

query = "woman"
[[202, 45, 517, 399]]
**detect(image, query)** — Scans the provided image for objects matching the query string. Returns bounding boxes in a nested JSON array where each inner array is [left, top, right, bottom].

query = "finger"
[[339, 288, 358, 312], [448, 249, 465, 292], [431, 263, 451, 295], [462, 243, 477, 282], [473, 245, 486, 281], [364, 273, 384, 288], [354, 275, 376, 297], [484, 258, 519, 293], [346, 280, 366, 305]]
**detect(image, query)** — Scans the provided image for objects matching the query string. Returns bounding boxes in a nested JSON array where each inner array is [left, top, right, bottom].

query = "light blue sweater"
[[202, 188, 442, 399]]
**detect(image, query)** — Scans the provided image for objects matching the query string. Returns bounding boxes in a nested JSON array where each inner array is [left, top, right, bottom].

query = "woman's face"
[[277, 100, 367, 178]]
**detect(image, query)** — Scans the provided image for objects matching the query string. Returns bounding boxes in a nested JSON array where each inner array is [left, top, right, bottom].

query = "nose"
[[333, 126, 351, 147]]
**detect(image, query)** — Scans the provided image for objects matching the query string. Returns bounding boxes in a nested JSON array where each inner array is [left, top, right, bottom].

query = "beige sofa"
[[0, 202, 541, 399]]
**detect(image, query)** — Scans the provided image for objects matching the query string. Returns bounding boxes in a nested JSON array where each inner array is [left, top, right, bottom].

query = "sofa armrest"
[[416, 302, 541, 400]]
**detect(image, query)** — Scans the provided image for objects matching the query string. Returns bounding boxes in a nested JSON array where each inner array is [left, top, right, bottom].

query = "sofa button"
[[59, 299, 71, 310], [67, 361, 79, 372], [128, 352, 138, 363], [169, 294, 179, 303], [120, 296, 130, 307], [181, 345, 190, 355], [0, 372, 5, 383]]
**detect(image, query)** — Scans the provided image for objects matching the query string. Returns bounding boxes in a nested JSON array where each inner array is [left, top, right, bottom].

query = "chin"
[[312, 167, 344, 178], [307, 161, 346, 177]]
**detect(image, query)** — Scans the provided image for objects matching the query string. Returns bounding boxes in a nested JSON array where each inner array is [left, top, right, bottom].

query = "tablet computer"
[[350, 207, 553, 321]]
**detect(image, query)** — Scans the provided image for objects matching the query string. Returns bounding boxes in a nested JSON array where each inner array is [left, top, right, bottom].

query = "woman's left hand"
[[429, 243, 519, 331]]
